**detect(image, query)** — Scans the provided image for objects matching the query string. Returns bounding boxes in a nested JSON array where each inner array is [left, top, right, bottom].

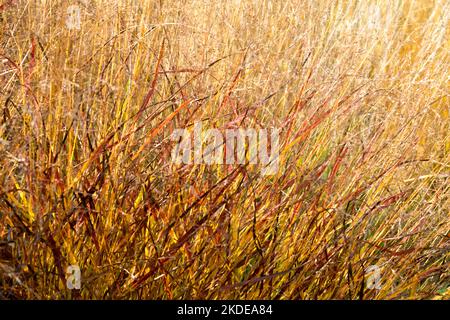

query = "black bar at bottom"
[[0, 300, 446, 318]]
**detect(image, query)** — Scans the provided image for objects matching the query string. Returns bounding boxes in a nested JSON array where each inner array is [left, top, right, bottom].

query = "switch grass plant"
[[0, 0, 449, 299]]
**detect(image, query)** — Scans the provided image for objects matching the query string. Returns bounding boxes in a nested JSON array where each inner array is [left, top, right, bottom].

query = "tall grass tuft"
[[0, 0, 449, 299]]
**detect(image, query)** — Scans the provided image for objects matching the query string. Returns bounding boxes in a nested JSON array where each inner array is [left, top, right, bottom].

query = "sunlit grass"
[[0, 0, 449, 299]]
